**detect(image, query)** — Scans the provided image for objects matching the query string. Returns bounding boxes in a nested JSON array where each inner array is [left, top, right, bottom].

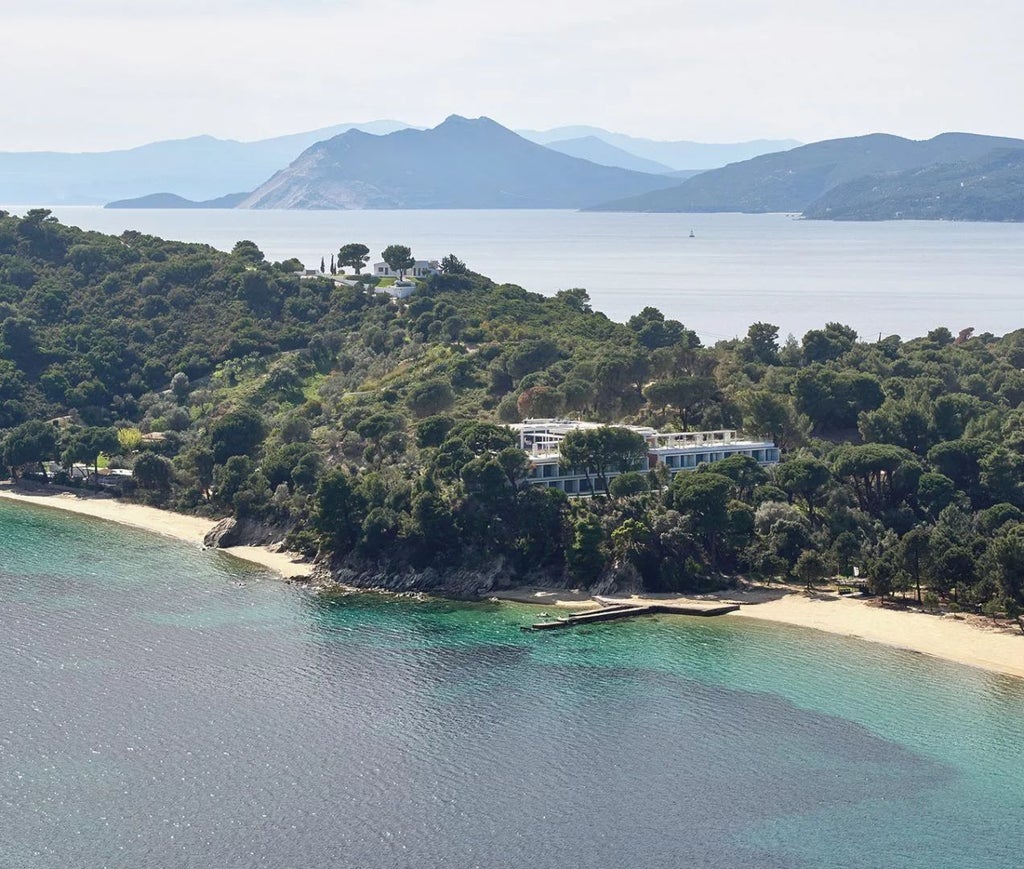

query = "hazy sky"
[[5, 0, 1021, 151]]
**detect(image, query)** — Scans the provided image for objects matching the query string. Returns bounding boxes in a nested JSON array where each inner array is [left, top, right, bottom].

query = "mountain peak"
[[439, 114, 495, 126], [240, 116, 674, 210], [435, 115, 509, 135]]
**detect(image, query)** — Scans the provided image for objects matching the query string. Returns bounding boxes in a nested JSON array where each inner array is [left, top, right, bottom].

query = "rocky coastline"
[[299, 552, 646, 601]]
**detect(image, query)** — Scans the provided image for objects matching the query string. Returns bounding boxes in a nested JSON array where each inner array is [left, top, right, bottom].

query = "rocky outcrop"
[[319, 556, 522, 599], [589, 563, 645, 597], [315, 555, 645, 600], [203, 517, 290, 549]]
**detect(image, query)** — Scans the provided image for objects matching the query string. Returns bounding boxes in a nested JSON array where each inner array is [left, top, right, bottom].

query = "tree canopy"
[[338, 243, 370, 274], [381, 244, 415, 278], [2, 211, 1024, 612]]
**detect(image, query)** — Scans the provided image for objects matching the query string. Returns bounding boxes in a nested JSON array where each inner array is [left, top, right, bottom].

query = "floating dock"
[[528, 600, 739, 631]]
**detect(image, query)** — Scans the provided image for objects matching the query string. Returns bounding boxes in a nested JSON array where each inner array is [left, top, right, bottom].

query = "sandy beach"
[[0, 485, 312, 578], [4, 484, 1023, 677], [500, 585, 1024, 680], [729, 588, 1024, 679]]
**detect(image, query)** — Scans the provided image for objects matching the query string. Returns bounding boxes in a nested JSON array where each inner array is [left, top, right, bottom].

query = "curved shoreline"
[[0, 485, 312, 579], [495, 586, 1024, 679], [3, 485, 1022, 678], [727, 589, 1024, 680]]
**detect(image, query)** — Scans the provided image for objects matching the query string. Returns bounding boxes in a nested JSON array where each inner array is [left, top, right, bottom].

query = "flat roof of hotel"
[[511, 419, 775, 459]]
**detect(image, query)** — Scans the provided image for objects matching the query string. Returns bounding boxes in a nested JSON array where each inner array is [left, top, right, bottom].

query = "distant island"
[[587, 132, 1024, 221], [0, 118, 796, 206], [236, 115, 678, 209], [99, 126, 1024, 221], [99, 117, 721, 211], [105, 191, 249, 209], [9, 115, 1024, 221]]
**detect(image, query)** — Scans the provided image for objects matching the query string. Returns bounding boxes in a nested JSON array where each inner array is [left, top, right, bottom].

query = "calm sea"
[[16, 206, 1024, 343], [2, 498, 1023, 868]]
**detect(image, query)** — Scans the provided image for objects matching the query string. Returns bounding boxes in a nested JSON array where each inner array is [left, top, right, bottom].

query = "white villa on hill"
[[372, 259, 441, 278], [510, 419, 780, 495]]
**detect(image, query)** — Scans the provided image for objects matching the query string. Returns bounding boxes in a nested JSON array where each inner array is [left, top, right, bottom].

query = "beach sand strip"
[[0, 486, 311, 578]]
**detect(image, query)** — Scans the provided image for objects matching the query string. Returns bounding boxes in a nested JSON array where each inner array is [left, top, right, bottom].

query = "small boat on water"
[[689, 228, 695, 238]]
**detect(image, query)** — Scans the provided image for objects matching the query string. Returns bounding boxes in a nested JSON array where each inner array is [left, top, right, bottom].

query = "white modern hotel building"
[[511, 419, 780, 495]]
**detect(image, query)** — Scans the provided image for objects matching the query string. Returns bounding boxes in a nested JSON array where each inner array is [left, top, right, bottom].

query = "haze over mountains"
[[0, 119, 797, 206], [239, 115, 678, 209], [5, 116, 1022, 221], [588, 132, 1024, 215], [518, 127, 802, 171], [0, 121, 412, 205], [540, 137, 674, 174]]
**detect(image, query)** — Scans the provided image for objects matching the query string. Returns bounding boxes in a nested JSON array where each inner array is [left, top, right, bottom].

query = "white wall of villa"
[[377, 282, 416, 299], [510, 419, 780, 495], [373, 259, 440, 278]]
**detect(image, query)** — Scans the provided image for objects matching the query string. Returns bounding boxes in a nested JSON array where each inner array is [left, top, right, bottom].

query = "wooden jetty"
[[528, 599, 739, 631]]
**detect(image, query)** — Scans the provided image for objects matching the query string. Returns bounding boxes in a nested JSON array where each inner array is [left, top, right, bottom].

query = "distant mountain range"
[[803, 148, 1024, 221], [517, 126, 801, 171], [12, 118, 1022, 221], [0, 120, 796, 205], [587, 132, 1024, 214], [239, 116, 678, 209], [542, 136, 675, 174], [0, 121, 412, 204]]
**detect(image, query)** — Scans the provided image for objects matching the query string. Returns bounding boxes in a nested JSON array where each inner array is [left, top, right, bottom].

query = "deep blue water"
[[2, 498, 1023, 868], [16, 207, 1024, 342]]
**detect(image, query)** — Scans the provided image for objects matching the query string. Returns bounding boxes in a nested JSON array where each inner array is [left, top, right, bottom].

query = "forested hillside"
[[587, 132, 1024, 214], [803, 148, 1024, 221], [2, 210, 1024, 613]]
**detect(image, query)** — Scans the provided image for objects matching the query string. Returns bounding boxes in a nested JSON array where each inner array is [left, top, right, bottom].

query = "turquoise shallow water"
[[2, 498, 1023, 868]]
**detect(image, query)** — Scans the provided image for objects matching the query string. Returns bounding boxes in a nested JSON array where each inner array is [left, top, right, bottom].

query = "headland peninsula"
[[1, 208, 1023, 680]]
